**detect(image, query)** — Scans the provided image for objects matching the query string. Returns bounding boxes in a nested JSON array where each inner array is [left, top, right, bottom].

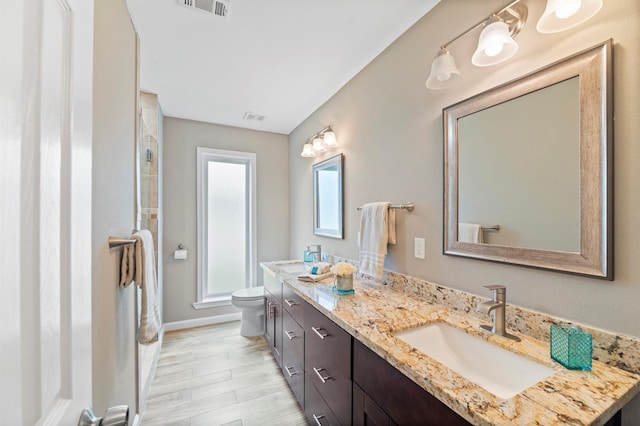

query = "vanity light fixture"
[[299, 126, 339, 158], [536, 0, 603, 33], [425, 1, 527, 89], [426, 0, 603, 90]]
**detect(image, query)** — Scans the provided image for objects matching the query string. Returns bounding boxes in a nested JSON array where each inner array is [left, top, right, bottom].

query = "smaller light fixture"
[[300, 141, 316, 157], [537, 0, 603, 33], [472, 17, 519, 67], [300, 126, 338, 158], [322, 128, 338, 147], [426, 48, 462, 89]]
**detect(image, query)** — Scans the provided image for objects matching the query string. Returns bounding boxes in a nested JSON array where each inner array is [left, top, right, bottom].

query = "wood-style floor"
[[141, 321, 309, 426]]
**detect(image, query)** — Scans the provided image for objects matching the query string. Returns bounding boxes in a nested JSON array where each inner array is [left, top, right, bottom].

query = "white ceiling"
[[125, 0, 440, 134]]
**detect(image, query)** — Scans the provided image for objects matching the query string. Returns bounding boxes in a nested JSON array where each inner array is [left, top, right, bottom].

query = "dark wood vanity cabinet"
[[305, 303, 352, 426], [263, 270, 627, 426], [353, 339, 470, 426]]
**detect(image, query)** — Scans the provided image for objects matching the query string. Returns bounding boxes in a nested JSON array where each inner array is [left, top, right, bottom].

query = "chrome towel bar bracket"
[[357, 202, 415, 212], [108, 237, 137, 249]]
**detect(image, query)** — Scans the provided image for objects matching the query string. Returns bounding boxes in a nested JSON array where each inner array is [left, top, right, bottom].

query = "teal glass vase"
[[550, 325, 592, 371]]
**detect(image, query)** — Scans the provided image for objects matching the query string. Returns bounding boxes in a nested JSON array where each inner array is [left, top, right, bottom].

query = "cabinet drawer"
[[283, 285, 305, 327], [282, 350, 304, 408], [305, 373, 341, 426], [283, 309, 304, 367], [305, 304, 352, 425]]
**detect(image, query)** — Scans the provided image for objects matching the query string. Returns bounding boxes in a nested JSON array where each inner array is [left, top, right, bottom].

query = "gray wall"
[[289, 0, 639, 420], [92, 0, 138, 416], [163, 117, 289, 323]]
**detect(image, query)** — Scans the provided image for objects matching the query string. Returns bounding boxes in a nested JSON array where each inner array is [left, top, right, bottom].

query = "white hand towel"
[[358, 202, 393, 280], [133, 230, 162, 344], [297, 271, 333, 282], [458, 223, 484, 244]]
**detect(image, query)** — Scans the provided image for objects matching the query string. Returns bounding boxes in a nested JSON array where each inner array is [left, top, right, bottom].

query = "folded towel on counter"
[[458, 223, 483, 244], [309, 262, 331, 275], [358, 202, 395, 280], [297, 272, 333, 282]]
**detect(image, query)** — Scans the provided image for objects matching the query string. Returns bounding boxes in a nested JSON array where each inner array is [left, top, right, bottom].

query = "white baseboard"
[[163, 312, 241, 332], [130, 413, 140, 426], [137, 327, 163, 419]]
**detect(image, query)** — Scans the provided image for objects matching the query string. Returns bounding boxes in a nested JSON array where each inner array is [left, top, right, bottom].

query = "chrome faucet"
[[476, 285, 520, 342]]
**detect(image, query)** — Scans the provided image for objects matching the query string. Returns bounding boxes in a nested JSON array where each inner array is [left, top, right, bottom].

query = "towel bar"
[[108, 237, 137, 249], [481, 225, 500, 232], [357, 202, 415, 212]]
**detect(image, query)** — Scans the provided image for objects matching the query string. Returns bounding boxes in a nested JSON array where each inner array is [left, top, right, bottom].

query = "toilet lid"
[[232, 286, 265, 301]]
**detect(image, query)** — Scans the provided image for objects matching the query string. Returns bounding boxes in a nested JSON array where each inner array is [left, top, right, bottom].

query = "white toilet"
[[231, 286, 266, 337]]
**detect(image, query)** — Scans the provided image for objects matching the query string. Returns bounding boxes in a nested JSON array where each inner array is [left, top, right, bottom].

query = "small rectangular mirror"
[[313, 153, 344, 239]]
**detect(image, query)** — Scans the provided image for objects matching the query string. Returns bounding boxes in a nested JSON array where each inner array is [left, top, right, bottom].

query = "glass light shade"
[[322, 130, 337, 147], [471, 21, 518, 67], [300, 142, 316, 157], [537, 0, 602, 33], [312, 137, 326, 152], [426, 48, 462, 90]]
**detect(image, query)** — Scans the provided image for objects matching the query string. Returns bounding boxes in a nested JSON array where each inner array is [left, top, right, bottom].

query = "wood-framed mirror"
[[443, 40, 613, 279], [313, 153, 344, 239]]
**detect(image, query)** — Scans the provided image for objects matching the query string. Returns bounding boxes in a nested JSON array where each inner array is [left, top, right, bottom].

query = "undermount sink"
[[395, 323, 554, 399], [277, 263, 307, 274]]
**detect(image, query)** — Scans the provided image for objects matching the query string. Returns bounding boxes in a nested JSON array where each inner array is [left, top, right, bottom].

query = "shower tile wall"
[[140, 91, 159, 262]]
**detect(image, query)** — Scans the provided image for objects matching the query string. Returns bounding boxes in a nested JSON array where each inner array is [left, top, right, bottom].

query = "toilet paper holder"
[[174, 244, 188, 260]]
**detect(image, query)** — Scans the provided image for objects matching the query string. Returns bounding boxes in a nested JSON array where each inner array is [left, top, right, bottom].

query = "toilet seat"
[[232, 286, 265, 302]]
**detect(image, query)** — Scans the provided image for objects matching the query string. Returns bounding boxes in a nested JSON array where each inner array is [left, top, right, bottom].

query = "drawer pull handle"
[[311, 326, 328, 340], [267, 302, 276, 318], [313, 367, 332, 384], [312, 414, 325, 426], [284, 299, 297, 307], [284, 330, 297, 340], [284, 365, 298, 377]]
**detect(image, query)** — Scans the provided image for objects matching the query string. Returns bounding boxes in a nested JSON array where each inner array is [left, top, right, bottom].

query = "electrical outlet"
[[414, 237, 425, 259]]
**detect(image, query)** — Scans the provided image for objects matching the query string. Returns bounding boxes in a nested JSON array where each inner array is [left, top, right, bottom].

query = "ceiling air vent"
[[178, 0, 230, 19], [243, 111, 266, 122]]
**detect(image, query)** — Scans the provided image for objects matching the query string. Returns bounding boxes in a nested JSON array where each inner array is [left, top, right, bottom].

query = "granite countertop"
[[261, 261, 640, 426]]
